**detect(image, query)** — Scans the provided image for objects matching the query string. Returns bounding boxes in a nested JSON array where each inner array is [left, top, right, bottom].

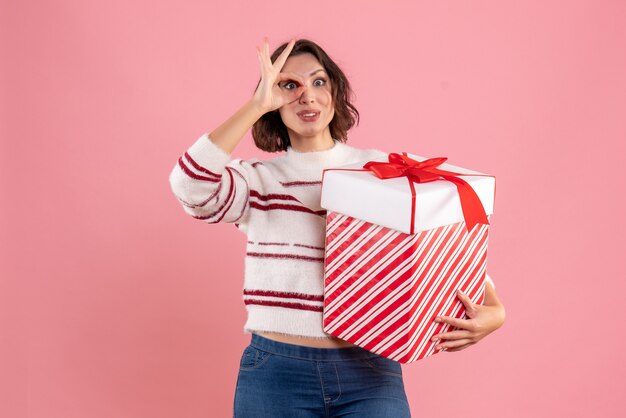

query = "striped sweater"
[[169, 133, 495, 338]]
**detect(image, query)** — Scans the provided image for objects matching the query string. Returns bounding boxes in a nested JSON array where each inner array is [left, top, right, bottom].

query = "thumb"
[[286, 86, 304, 102], [457, 289, 477, 317]]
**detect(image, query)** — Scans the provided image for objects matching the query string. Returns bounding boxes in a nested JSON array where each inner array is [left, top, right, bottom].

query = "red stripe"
[[243, 289, 324, 301], [247, 241, 325, 250], [246, 252, 325, 262], [185, 152, 222, 178], [324, 213, 358, 250], [178, 182, 222, 208], [183, 152, 222, 178], [212, 169, 237, 223], [244, 299, 323, 312], [249, 202, 325, 217], [226, 167, 249, 222], [250, 190, 300, 202], [192, 169, 235, 221], [293, 243, 325, 250], [178, 181, 223, 208], [280, 180, 322, 187], [178, 157, 220, 182]]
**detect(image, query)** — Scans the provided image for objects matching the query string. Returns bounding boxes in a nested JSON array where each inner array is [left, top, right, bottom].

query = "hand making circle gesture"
[[252, 37, 305, 114]]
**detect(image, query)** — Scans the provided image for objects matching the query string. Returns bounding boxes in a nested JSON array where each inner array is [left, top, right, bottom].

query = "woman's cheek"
[[322, 89, 333, 105]]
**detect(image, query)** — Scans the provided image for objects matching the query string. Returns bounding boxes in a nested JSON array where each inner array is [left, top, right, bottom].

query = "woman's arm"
[[484, 280, 504, 312], [168, 38, 310, 226], [168, 126, 255, 226], [208, 99, 266, 155]]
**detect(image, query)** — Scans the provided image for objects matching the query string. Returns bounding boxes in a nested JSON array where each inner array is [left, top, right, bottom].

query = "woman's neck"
[[287, 129, 335, 153]]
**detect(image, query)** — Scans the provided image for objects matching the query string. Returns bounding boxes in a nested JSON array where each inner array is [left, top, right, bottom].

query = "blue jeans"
[[233, 333, 411, 417]]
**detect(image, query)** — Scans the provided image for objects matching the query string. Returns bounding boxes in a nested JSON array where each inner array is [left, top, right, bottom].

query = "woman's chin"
[[288, 128, 323, 139]]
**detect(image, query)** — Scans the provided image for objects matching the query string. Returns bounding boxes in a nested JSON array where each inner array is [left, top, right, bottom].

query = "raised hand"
[[252, 37, 305, 114]]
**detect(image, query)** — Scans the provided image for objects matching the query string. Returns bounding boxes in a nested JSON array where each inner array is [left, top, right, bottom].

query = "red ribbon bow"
[[362, 153, 490, 234]]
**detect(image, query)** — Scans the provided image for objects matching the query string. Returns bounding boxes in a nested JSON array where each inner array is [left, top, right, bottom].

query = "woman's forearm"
[[208, 99, 266, 154], [483, 280, 506, 327], [484, 280, 500, 306]]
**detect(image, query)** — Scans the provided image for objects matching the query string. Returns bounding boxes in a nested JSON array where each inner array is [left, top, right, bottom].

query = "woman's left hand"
[[431, 288, 506, 352]]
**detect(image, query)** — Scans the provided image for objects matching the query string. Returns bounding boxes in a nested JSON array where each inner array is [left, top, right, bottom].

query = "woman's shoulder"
[[341, 141, 388, 162]]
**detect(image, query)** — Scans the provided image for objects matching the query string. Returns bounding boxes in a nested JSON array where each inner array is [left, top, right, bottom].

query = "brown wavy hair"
[[251, 38, 360, 153]]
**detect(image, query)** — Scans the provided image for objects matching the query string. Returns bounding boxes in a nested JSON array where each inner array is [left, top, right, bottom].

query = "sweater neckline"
[[285, 140, 350, 169]]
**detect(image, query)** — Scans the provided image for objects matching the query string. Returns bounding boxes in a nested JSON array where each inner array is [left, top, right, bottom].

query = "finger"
[[258, 51, 273, 82], [277, 71, 305, 84], [260, 38, 272, 69], [455, 289, 480, 320], [446, 342, 474, 352], [256, 45, 264, 66], [285, 86, 304, 103], [273, 38, 296, 70], [457, 289, 473, 306], [434, 315, 473, 330], [436, 338, 472, 351], [431, 330, 471, 342]]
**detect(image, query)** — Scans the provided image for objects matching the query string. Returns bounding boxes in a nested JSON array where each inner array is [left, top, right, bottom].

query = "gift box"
[[320, 152, 495, 364]]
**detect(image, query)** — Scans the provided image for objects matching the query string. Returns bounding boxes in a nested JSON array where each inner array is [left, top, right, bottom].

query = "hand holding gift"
[[432, 286, 505, 352]]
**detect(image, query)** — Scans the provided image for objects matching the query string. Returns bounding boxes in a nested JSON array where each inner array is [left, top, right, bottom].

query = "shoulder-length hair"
[[251, 38, 360, 153]]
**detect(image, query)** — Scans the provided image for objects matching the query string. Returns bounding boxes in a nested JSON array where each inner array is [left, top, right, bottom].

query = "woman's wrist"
[[247, 97, 270, 119]]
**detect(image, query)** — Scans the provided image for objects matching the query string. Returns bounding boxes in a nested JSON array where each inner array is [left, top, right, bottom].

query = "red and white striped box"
[[320, 152, 495, 364]]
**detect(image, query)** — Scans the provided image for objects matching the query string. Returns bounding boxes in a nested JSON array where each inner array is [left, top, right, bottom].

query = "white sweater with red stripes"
[[169, 133, 495, 339]]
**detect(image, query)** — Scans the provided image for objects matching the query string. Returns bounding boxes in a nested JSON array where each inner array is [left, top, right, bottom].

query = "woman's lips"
[[297, 111, 320, 122]]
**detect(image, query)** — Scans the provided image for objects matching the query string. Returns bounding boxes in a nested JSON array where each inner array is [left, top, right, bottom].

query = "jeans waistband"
[[250, 333, 379, 362]]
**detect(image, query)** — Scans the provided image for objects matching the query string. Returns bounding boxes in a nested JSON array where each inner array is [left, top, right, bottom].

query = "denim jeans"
[[233, 333, 411, 417]]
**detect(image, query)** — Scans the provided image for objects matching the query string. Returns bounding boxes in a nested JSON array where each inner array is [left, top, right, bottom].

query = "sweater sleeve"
[[168, 133, 252, 226], [486, 273, 496, 289]]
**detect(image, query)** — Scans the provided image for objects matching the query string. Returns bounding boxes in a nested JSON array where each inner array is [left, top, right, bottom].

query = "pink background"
[[2, 1, 624, 417]]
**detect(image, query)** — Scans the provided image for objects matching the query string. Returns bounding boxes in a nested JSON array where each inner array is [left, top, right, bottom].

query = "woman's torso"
[[254, 331, 357, 348], [244, 146, 389, 349]]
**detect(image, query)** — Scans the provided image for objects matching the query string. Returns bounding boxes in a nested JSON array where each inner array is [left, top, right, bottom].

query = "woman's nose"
[[299, 85, 314, 103]]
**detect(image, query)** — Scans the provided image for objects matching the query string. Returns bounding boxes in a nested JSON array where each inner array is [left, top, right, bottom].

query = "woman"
[[169, 37, 506, 418]]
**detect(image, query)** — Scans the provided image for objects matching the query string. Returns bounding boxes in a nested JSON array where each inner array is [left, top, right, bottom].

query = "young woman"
[[169, 37, 506, 418]]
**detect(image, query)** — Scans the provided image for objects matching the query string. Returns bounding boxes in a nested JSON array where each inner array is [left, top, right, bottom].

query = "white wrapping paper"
[[321, 153, 495, 234]]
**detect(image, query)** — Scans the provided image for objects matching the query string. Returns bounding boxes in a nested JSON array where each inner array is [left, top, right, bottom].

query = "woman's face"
[[277, 53, 335, 141]]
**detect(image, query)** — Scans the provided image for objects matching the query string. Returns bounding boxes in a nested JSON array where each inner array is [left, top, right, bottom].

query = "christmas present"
[[320, 152, 495, 364]]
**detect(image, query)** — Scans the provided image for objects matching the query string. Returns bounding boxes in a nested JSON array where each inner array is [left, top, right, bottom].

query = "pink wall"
[[2, 1, 624, 417]]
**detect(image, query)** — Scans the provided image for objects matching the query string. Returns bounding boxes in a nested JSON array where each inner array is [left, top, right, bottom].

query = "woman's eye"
[[283, 78, 327, 89]]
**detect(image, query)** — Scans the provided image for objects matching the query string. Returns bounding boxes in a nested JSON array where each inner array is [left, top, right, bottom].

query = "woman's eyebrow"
[[290, 69, 326, 78], [283, 69, 328, 81]]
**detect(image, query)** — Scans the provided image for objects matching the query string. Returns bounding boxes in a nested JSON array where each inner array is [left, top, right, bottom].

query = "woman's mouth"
[[297, 111, 320, 122]]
